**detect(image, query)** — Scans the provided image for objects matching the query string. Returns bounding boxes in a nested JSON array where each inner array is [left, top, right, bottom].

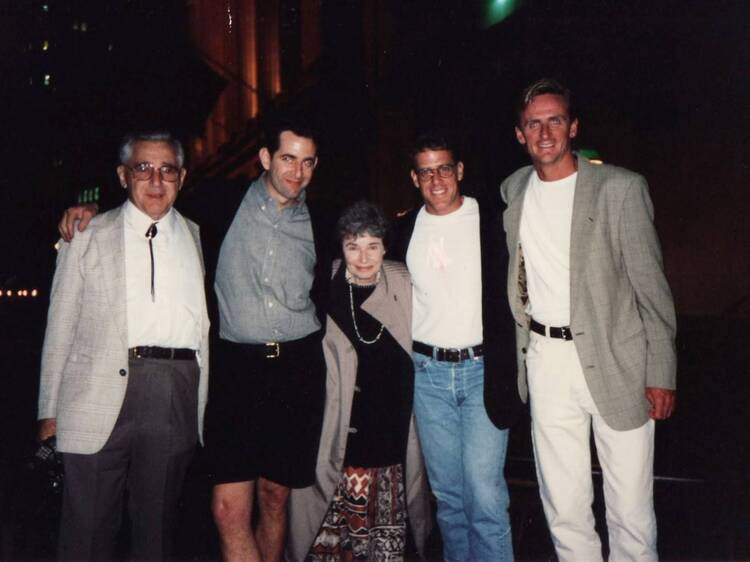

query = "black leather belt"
[[530, 319, 573, 341], [413, 341, 484, 362], [259, 342, 281, 359], [230, 332, 322, 360], [128, 346, 196, 360]]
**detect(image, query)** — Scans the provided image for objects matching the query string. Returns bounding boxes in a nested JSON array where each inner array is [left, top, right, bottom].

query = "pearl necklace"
[[348, 281, 385, 344]]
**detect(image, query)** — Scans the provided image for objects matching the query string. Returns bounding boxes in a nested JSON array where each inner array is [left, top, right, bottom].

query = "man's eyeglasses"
[[415, 164, 456, 181], [126, 162, 181, 182]]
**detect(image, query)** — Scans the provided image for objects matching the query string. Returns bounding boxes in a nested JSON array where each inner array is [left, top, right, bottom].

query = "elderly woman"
[[288, 201, 430, 561]]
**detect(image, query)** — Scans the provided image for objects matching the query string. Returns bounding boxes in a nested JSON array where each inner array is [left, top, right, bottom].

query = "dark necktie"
[[145, 223, 158, 302]]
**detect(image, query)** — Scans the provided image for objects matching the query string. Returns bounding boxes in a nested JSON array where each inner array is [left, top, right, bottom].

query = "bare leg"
[[255, 477, 290, 562], [212, 481, 261, 562]]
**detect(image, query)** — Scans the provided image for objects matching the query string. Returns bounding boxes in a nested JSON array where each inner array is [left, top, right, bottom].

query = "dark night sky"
[[0, 0, 200, 289], [1, 0, 748, 316], [372, 0, 750, 317]]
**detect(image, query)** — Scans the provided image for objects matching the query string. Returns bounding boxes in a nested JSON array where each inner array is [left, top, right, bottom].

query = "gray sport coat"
[[500, 156, 676, 430], [37, 204, 210, 454]]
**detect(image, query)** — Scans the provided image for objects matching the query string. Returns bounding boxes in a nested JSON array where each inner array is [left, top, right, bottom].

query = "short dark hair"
[[410, 131, 461, 168], [262, 114, 319, 156], [337, 200, 390, 244], [119, 131, 184, 167], [516, 78, 576, 124]]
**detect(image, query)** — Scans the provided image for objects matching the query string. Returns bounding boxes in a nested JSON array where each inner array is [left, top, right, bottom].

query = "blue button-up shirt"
[[214, 175, 320, 343]]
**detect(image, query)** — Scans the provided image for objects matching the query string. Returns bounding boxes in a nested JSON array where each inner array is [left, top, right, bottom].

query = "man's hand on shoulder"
[[58, 203, 99, 242], [645, 387, 675, 420], [37, 418, 57, 442]]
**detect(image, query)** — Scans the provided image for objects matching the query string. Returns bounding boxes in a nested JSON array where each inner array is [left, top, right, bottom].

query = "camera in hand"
[[26, 436, 64, 495]]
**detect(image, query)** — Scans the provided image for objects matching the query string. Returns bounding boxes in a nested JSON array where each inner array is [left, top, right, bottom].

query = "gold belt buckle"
[[265, 342, 280, 359]]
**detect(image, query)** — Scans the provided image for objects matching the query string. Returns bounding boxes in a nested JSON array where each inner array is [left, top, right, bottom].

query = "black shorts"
[[203, 332, 326, 489]]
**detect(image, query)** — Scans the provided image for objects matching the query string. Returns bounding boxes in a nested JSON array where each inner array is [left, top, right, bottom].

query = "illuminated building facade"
[[180, 2, 526, 212]]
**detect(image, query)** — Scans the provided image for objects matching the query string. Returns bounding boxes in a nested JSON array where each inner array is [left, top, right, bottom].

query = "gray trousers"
[[58, 357, 199, 562]]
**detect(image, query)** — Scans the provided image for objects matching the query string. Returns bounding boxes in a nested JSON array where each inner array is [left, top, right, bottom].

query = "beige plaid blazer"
[[38, 204, 210, 453], [500, 156, 676, 430]]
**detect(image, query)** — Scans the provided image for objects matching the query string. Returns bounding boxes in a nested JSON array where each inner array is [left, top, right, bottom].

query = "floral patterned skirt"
[[306, 464, 406, 562]]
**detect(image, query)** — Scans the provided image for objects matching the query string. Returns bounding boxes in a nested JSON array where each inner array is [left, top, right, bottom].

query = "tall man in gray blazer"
[[500, 79, 677, 562], [37, 131, 209, 561]]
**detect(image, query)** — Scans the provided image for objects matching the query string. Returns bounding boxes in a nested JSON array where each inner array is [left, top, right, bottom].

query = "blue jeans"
[[413, 352, 513, 562]]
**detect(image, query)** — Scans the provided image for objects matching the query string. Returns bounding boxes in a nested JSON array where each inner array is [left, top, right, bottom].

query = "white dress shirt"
[[123, 201, 203, 350]]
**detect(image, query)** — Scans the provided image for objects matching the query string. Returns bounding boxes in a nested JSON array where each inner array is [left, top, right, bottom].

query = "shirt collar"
[[124, 200, 176, 236], [252, 173, 308, 217]]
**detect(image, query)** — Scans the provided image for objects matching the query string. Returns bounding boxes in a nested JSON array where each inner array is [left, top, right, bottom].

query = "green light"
[[578, 148, 601, 160], [77, 187, 101, 205], [483, 0, 520, 28]]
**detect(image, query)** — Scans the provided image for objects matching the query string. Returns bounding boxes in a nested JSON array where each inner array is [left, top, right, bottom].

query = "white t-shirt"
[[407, 197, 483, 348], [519, 172, 577, 326]]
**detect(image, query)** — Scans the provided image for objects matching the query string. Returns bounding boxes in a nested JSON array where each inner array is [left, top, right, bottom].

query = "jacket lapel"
[[569, 157, 597, 313], [505, 168, 534, 324], [504, 171, 531, 254], [360, 268, 411, 356], [184, 218, 206, 275], [95, 205, 128, 349], [391, 207, 420, 263], [180, 212, 210, 340]]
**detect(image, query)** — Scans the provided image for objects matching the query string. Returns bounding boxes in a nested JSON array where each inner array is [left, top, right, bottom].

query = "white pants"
[[526, 331, 657, 562]]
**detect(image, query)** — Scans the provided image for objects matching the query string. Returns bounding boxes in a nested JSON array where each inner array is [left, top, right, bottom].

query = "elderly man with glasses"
[[38, 131, 209, 561]]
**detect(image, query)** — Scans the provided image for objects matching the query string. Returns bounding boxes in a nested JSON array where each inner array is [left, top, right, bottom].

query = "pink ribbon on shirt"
[[427, 237, 451, 271]]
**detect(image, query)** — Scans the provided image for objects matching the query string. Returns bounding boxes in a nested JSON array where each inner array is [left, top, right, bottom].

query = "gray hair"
[[118, 131, 185, 168], [337, 200, 390, 243]]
